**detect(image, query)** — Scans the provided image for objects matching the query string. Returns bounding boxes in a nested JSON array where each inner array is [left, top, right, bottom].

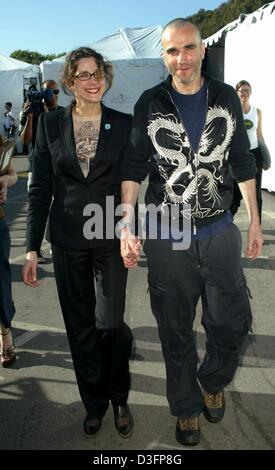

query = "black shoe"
[[175, 416, 200, 446], [83, 414, 103, 437], [113, 404, 134, 438], [203, 390, 225, 423]]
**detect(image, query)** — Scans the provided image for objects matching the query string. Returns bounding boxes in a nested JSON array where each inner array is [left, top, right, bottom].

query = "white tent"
[[40, 26, 167, 113], [204, 2, 275, 192], [0, 54, 40, 144]]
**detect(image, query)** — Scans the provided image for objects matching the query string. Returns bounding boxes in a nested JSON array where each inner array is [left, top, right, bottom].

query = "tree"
[[187, 0, 270, 38], [10, 49, 66, 65]]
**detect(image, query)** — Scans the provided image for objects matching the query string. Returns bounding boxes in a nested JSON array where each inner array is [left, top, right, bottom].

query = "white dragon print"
[[147, 107, 235, 217]]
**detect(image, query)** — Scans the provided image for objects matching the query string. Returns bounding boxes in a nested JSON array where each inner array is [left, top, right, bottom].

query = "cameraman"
[[20, 79, 61, 263]]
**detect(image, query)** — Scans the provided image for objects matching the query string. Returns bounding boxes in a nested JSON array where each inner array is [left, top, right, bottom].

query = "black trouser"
[[51, 243, 132, 417], [0, 218, 15, 328], [144, 223, 252, 419]]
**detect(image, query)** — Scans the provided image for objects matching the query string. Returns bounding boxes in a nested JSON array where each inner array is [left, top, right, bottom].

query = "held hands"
[[120, 227, 141, 268], [22, 252, 39, 287], [245, 222, 263, 260]]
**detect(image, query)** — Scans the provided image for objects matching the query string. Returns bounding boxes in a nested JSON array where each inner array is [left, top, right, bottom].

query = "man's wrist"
[[26, 251, 38, 261], [116, 219, 132, 233]]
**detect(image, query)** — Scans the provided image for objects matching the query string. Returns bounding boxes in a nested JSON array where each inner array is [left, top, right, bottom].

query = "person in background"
[[119, 19, 263, 446], [20, 80, 61, 263], [18, 99, 29, 156], [3, 102, 16, 141], [22, 47, 134, 439], [0, 139, 18, 367], [231, 80, 267, 222]]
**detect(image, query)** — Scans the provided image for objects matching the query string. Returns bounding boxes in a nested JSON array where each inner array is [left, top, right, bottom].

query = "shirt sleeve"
[[120, 91, 152, 183], [26, 113, 53, 252]]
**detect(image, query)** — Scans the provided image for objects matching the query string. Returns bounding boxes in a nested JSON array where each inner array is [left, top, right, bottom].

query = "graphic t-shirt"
[[73, 114, 101, 177], [243, 105, 258, 150]]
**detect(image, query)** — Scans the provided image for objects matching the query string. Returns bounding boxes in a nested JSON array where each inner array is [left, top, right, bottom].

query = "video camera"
[[26, 88, 54, 114]]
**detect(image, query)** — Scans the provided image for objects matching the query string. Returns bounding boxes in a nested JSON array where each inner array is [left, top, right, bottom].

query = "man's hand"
[[120, 228, 141, 268], [245, 222, 263, 260], [22, 252, 39, 287], [22, 99, 33, 116]]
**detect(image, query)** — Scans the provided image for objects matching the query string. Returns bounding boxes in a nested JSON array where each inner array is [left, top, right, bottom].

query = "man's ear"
[[201, 42, 206, 60]]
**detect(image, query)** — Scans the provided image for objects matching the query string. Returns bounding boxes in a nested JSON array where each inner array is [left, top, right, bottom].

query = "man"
[[20, 80, 61, 263], [119, 19, 263, 446], [3, 102, 16, 141]]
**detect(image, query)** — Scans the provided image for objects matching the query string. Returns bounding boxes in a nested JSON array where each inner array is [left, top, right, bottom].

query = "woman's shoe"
[[0, 329, 16, 368], [113, 404, 134, 438]]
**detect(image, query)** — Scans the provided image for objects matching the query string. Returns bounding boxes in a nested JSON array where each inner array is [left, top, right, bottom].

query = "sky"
[[0, 0, 224, 57]]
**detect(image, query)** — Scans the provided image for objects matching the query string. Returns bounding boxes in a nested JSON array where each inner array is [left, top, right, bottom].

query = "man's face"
[[42, 81, 59, 109], [162, 24, 205, 91]]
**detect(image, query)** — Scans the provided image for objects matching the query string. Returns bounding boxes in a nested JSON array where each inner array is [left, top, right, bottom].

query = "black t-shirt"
[[170, 80, 207, 153]]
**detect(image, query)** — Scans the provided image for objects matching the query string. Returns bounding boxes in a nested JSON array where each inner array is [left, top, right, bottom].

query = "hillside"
[[187, 0, 270, 38]]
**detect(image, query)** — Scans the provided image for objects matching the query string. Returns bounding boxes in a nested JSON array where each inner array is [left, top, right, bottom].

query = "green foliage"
[[10, 49, 66, 65], [187, 0, 270, 38]]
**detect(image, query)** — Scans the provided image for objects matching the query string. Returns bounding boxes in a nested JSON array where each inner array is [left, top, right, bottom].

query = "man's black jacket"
[[121, 73, 257, 227]]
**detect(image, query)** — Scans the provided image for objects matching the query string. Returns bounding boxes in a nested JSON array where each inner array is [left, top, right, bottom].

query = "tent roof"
[[0, 53, 37, 71], [91, 26, 163, 60], [41, 25, 163, 67], [204, 0, 275, 46]]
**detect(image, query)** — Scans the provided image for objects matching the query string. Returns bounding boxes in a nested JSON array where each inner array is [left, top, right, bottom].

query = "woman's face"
[[237, 85, 252, 105], [70, 57, 106, 106]]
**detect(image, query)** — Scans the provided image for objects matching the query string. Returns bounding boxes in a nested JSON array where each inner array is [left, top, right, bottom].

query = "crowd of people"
[[1, 18, 271, 446]]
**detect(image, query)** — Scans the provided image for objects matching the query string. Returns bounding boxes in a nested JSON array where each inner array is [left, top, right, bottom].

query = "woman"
[[232, 80, 266, 222], [22, 48, 134, 438], [0, 145, 17, 367]]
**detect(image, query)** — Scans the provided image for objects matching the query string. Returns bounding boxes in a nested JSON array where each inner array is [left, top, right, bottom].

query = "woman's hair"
[[61, 47, 113, 96], [235, 80, 252, 92]]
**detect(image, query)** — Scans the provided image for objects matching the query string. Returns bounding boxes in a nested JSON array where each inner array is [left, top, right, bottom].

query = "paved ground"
[[1, 155, 275, 451]]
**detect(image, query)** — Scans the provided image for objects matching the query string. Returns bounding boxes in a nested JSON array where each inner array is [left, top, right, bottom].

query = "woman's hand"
[[22, 252, 39, 287]]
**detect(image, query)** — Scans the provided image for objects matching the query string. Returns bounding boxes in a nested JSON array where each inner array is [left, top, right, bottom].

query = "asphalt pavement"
[[1, 155, 275, 452]]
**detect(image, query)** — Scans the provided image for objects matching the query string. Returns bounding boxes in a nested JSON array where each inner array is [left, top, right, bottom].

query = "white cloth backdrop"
[[224, 4, 275, 191]]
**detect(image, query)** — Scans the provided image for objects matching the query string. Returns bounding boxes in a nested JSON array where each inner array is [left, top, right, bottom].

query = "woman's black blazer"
[[26, 104, 132, 251]]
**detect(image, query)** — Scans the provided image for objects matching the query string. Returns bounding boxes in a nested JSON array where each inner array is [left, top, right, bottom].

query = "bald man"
[[119, 19, 262, 446]]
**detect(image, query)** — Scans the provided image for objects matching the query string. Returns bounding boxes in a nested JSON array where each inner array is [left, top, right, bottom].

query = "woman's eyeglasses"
[[237, 88, 251, 94], [75, 70, 104, 81]]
